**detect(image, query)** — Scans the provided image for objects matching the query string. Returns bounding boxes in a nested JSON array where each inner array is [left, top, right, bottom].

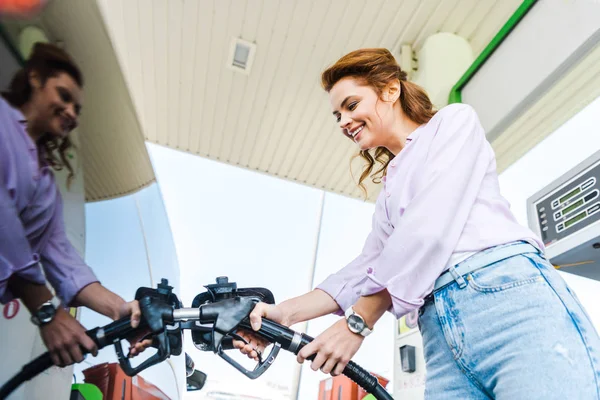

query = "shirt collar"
[[10, 104, 27, 125], [387, 124, 424, 167], [9, 104, 37, 151], [406, 124, 424, 142]]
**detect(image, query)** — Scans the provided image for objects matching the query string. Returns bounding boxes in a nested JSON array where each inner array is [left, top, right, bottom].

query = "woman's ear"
[[381, 79, 401, 103], [28, 70, 42, 90]]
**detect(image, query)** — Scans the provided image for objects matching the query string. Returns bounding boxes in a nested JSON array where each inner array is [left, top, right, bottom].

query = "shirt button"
[[367, 267, 373, 274], [386, 192, 391, 198], [390, 162, 396, 167]]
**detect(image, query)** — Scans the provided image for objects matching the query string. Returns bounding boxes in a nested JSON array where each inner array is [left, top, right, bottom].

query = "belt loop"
[[447, 264, 467, 289]]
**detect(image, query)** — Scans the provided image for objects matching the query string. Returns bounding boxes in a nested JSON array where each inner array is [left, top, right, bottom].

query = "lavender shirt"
[[316, 103, 544, 319], [0, 97, 98, 305]]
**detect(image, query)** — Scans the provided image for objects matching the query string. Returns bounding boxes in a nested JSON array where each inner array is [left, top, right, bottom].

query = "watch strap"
[[31, 295, 61, 326], [48, 295, 61, 309], [344, 306, 373, 337]]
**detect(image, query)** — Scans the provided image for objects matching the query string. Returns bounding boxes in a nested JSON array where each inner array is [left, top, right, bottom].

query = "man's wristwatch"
[[344, 307, 373, 337], [30, 296, 61, 326]]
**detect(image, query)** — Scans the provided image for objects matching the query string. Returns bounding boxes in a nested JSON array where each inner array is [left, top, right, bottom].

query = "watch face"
[[347, 314, 365, 333], [38, 304, 56, 324]]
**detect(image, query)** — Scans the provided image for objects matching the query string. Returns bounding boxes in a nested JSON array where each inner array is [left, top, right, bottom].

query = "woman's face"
[[329, 77, 398, 151], [29, 71, 82, 139]]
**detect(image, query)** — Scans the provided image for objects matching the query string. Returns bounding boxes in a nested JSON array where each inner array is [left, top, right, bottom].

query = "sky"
[[140, 94, 600, 399]]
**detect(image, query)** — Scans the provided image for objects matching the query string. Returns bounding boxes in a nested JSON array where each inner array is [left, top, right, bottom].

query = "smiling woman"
[[321, 48, 436, 194], [238, 47, 600, 398], [2, 42, 82, 185]]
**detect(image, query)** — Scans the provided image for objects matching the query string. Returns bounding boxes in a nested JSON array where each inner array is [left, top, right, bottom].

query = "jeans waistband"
[[433, 241, 542, 292]]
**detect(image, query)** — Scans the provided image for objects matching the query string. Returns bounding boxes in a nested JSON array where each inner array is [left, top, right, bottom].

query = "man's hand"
[[40, 307, 98, 367]]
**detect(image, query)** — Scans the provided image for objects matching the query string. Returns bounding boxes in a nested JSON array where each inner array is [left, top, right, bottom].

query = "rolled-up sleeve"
[[360, 105, 489, 318], [41, 188, 98, 306], [0, 120, 45, 304]]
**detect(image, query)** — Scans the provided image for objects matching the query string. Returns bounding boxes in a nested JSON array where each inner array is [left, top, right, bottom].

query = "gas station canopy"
[[2, 0, 600, 203]]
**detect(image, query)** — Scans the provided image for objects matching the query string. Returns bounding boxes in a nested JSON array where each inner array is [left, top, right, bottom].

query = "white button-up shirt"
[[317, 103, 543, 319]]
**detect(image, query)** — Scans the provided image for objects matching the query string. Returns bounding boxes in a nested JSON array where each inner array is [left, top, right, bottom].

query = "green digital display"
[[565, 211, 586, 228], [560, 187, 581, 204], [563, 199, 584, 215]]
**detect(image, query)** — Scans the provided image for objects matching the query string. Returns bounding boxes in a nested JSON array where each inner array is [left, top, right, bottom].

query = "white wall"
[[498, 95, 600, 328], [74, 183, 184, 399], [462, 0, 600, 139]]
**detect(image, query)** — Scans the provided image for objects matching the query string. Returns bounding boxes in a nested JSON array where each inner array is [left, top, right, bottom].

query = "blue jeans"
[[418, 242, 600, 399]]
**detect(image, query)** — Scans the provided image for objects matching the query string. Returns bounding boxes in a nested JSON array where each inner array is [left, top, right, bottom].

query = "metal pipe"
[[173, 308, 201, 321]]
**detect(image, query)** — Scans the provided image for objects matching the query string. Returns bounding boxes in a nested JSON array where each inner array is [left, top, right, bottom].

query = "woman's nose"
[[339, 115, 351, 130]]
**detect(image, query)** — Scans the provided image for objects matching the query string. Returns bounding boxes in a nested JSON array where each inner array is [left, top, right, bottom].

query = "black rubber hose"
[[0, 316, 135, 399], [239, 319, 393, 400], [0, 352, 52, 399]]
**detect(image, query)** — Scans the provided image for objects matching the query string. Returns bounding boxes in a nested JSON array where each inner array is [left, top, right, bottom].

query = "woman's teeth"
[[350, 125, 364, 138]]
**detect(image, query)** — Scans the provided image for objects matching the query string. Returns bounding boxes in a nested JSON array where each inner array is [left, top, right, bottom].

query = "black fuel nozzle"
[[114, 278, 183, 376], [191, 277, 276, 352], [195, 296, 281, 379], [198, 297, 256, 350], [187, 277, 281, 379]]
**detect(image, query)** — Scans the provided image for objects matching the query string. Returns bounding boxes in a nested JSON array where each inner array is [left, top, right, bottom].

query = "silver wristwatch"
[[344, 307, 373, 337], [30, 296, 61, 326]]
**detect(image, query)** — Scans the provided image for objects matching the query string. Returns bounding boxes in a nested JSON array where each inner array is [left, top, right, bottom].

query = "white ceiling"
[[3, 0, 524, 202], [2, 0, 155, 202], [94, 0, 522, 202]]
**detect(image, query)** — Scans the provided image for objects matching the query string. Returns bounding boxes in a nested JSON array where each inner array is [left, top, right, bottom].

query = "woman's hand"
[[297, 318, 364, 376], [233, 302, 290, 361], [296, 291, 389, 374], [117, 300, 154, 357]]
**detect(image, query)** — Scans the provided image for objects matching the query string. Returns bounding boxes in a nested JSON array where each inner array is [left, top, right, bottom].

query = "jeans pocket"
[[468, 253, 544, 293]]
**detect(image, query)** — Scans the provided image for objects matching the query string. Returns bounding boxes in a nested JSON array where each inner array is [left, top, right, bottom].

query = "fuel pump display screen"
[[533, 160, 600, 246], [527, 150, 600, 282], [565, 211, 586, 229], [563, 199, 584, 215], [560, 187, 581, 204]]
